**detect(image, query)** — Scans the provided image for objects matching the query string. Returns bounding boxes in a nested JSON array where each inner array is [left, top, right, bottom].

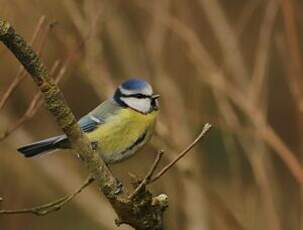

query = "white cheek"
[[120, 97, 151, 113]]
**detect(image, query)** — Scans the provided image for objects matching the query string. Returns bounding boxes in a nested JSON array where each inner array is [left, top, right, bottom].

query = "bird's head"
[[113, 79, 160, 114]]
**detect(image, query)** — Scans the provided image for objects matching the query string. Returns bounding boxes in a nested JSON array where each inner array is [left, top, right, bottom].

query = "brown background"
[[0, 0, 303, 229]]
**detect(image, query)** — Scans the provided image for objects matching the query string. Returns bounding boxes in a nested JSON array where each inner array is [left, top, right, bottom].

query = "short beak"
[[152, 94, 160, 99]]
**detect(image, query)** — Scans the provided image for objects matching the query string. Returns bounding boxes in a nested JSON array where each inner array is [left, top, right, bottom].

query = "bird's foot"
[[91, 141, 98, 150], [104, 162, 123, 195], [114, 179, 124, 195]]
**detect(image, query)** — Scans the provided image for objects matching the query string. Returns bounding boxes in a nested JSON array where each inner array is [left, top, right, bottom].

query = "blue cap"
[[121, 79, 149, 90]]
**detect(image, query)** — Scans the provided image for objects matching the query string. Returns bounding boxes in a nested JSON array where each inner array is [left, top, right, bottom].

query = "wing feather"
[[78, 115, 104, 132], [78, 99, 120, 133]]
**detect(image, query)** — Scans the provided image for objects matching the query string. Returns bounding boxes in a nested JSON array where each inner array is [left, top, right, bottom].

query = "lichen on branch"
[[0, 17, 170, 229], [0, 17, 118, 196]]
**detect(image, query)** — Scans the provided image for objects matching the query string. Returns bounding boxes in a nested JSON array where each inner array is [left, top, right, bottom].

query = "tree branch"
[[150, 123, 212, 183], [0, 176, 94, 216], [0, 15, 46, 111], [128, 150, 165, 200], [0, 17, 172, 229], [0, 17, 118, 197], [0, 17, 213, 229], [129, 123, 212, 200], [0, 60, 61, 141]]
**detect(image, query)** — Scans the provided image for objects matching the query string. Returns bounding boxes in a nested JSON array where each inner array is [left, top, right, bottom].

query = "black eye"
[[151, 99, 156, 106], [133, 94, 147, 99], [125, 93, 149, 99], [151, 98, 159, 109]]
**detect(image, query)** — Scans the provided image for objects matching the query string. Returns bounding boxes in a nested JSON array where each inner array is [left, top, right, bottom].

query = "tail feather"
[[17, 135, 67, 158]]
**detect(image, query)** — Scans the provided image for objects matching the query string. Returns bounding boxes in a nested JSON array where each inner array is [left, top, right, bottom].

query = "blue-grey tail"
[[17, 135, 67, 158]]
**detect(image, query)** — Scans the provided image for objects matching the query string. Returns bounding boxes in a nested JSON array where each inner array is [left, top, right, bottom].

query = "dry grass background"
[[0, 0, 303, 229]]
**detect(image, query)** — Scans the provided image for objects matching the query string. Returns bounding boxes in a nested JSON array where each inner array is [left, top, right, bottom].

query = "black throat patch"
[[120, 129, 148, 155]]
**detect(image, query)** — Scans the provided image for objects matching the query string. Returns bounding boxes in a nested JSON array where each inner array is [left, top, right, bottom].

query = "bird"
[[17, 79, 160, 164]]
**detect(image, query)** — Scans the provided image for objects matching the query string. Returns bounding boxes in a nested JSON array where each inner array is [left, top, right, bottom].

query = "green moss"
[[0, 17, 167, 229]]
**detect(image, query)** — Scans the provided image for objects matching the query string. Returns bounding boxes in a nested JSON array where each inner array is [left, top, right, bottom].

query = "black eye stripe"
[[119, 91, 151, 99], [124, 93, 150, 99], [115, 87, 153, 98], [114, 88, 155, 109]]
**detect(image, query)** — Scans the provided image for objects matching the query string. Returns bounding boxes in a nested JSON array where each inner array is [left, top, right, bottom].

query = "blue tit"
[[17, 79, 160, 164]]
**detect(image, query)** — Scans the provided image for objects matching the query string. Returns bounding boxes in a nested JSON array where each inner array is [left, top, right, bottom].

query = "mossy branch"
[[0, 18, 118, 197], [0, 17, 169, 229], [0, 176, 94, 215], [0, 17, 214, 229]]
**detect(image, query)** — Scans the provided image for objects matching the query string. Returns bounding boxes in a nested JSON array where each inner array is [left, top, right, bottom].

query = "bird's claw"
[[114, 179, 124, 195], [91, 141, 98, 150]]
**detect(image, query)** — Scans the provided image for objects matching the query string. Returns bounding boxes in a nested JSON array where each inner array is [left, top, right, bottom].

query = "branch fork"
[[0, 17, 212, 229]]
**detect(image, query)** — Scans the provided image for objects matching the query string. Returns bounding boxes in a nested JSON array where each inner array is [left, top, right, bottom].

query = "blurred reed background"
[[0, 0, 303, 229]]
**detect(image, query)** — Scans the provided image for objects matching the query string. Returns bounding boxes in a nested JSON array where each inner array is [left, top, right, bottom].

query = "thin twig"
[[0, 60, 61, 141], [150, 123, 212, 183], [0, 16, 46, 110], [281, 0, 303, 107], [248, 1, 281, 229], [129, 150, 164, 199], [0, 23, 89, 142], [211, 70, 303, 183], [140, 1, 303, 185], [281, 1, 303, 228], [249, 0, 279, 104], [197, 0, 249, 87], [0, 176, 94, 216], [0, 18, 160, 229], [236, 0, 262, 36], [0, 17, 208, 228]]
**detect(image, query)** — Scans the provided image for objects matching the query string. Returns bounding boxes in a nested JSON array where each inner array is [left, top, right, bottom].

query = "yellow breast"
[[86, 108, 158, 163]]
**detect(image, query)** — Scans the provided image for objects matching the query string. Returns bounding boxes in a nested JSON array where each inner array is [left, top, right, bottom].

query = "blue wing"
[[78, 115, 105, 133], [40, 114, 105, 149], [78, 99, 121, 133]]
